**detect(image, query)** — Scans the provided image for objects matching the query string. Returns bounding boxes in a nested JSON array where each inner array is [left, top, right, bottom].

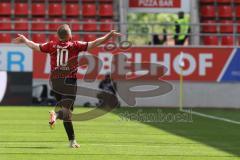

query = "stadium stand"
[[48, 3, 63, 17], [82, 3, 97, 17], [200, 5, 215, 18], [0, 2, 11, 15], [200, 0, 239, 45], [218, 5, 232, 18], [83, 34, 97, 41], [0, 0, 117, 42], [201, 20, 217, 33], [32, 34, 47, 43], [31, 3, 45, 16], [68, 18, 82, 31], [99, 4, 113, 17], [32, 18, 46, 31], [72, 34, 81, 41], [100, 19, 113, 31], [15, 3, 29, 16], [203, 35, 219, 45], [0, 17, 11, 30], [48, 18, 62, 31], [66, 3, 80, 17], [49, 34, 59, 41], [14, 18, 29, 31], [219, 20, 233, 33], [0, 33, 11, 43], [236, 6, 240, 17], [83, 19, 97, 31], [1, 0, 238, 46], [221, 35, 234, 45]]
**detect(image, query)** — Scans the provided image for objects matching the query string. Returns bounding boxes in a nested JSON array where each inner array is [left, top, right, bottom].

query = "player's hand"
[[12, 34, 28, 44], [110, 30, 123, 37]]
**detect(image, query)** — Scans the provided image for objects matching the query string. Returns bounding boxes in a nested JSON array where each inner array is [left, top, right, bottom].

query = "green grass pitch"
[[0, 106, 240, 160]]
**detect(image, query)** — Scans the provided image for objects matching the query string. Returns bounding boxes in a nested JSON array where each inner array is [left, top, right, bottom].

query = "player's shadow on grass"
[[113, 107, 240, 156]]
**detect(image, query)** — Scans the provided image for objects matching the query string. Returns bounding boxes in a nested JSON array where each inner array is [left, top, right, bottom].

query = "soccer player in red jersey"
[[13, 24, 121, 148]]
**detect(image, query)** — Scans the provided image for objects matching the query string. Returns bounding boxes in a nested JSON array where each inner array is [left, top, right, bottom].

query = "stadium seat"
[[66, 3, 80, 17], [71, 34, 80, 41], [82, 0, 95, 2], [15, 3, 28, 16], [237, 21, 240, 32], [32, 34, 47, 43], [83, 34, 97, 42], [49, 34, 58, 41], [218, 6, 232, 18], [200, 0, 215, 3], [83, 19, 97, 31], [66, 0, 79, 2], [32, 18, 46, 31], [12, 33, 29, 40], [0, 2, 11, 15], [49, 0, 62, 1], [221, 36, 234, 45], [99, 4, 113, 17], [238, 36, 240, 45], [0, 33, 11, 43], [82, 4, 96, 17], [200, 5, 215, 18], [0, 18, 12, 30], [203, 36, 219, 45], [100, 19, 113, 32], [235, 0, 240, 4], [219, 20, 233, 33], [235, 6, 240, 17], [14, 18, 28, 31], [216, 0, 232, 3], [99, 0, 113, 2], [48, 3, 63, 16], [201, 20, 217, 33], [68, 19, 81, 31], [48, 18, 62, 31], [32, 3, 45, 16]]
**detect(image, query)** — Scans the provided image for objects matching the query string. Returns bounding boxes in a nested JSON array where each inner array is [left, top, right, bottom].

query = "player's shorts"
[[50, 78, 77, 111]]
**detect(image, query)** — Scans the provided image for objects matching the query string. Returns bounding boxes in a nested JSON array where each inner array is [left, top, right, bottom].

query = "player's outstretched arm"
[[12, 34, 41, 52], [87, 30, 122, 51]]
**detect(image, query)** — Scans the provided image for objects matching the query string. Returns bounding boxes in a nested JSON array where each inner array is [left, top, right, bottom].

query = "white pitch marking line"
[[182, 109, 240, 125]]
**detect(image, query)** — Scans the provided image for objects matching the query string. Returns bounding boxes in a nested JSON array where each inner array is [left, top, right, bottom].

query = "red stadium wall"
[[1, 44, 239, 107], [16, 45, 240, 107], [33, 47, 234, 82]]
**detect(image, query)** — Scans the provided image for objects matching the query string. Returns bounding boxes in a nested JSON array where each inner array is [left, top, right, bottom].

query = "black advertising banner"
[[0, 72, 32, 105]]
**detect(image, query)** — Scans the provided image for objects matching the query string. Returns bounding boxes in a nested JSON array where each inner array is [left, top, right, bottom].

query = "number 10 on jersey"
[[57, 48, 69, 67]]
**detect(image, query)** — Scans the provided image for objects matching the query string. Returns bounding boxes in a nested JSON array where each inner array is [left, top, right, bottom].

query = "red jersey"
[[39, 40, 88, 79]]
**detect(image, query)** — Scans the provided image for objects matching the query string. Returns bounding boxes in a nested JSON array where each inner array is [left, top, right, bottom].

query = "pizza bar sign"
[[129, 0, 181, 8]]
